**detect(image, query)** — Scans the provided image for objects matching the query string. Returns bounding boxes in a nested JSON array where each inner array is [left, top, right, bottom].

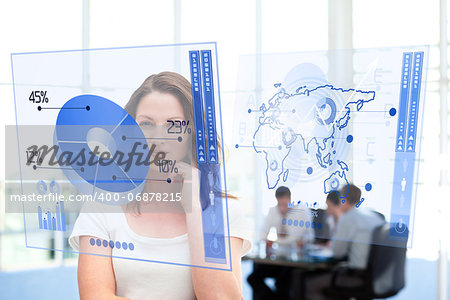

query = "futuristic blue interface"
[[6, 44, 428, 270], [233, 46, 428, 246], [7, 42, 233, 270]]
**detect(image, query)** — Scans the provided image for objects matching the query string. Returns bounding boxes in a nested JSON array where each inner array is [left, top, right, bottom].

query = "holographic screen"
[[8, 42, 233, 270], [233, 46, 429, 247]]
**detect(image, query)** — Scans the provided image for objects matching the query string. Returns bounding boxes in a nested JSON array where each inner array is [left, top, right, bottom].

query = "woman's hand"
[[176, 162, 243, 299], [173, 161, 201, 212]]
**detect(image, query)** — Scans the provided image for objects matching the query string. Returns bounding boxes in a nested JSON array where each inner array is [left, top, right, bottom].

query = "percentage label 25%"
[[167, 120, 192, 134]]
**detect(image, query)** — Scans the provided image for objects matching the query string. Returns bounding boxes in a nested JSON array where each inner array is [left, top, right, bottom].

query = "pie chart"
[[54, 94, 149, 203]]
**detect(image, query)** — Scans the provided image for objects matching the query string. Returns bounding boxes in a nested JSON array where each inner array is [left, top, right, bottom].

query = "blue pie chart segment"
[[55, 94, 149, 202]]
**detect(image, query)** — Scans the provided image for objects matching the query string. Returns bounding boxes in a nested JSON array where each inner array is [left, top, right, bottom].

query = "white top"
[[69, 199, 252, 300], [260, 205, 314, 245], [332, 207, 385, 269]]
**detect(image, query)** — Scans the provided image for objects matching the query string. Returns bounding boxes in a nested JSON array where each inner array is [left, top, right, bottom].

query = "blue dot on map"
[[389, 108, 397, 116]]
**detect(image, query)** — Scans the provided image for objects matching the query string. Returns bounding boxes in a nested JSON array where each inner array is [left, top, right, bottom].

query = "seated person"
[[324, 190, 340, 237], [248, 186, 313, 300], [330, 184, 385, 268], [309, 191, 340, 245], [305, 184, 385, 300]]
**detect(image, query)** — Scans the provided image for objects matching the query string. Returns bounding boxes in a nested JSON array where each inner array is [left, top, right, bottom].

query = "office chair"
[[371, 210, 386, 222], [311, 209, 332, 244], [324, 223, 408, 299]]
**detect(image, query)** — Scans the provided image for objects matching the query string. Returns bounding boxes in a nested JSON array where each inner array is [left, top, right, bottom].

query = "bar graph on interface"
[[189, 49, 227, 264], [37, 200, 66, 231]]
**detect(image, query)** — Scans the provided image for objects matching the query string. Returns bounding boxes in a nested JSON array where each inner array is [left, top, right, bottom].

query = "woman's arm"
[[190, 237, 244, 300], [78, 236, 131, 300], [178, 162, 245, 299], [184, 199, 243, 300]]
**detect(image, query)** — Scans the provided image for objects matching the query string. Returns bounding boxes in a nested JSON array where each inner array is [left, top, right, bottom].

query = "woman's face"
[[135, 91, 191, 166]]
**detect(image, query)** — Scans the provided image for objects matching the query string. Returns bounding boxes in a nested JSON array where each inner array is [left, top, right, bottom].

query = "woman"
[[69, 72, 251, 299]]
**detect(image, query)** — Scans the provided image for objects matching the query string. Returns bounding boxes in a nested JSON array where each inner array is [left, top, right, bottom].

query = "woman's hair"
[[125, 71, 193, 118], [124, 71, 232, 213], [124, 71, 197, 165]]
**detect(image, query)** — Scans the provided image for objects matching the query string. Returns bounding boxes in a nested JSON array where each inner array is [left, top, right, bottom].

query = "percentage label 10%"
[[158, 160, 178, 174]]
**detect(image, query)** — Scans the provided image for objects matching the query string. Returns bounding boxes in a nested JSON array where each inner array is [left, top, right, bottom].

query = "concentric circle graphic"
[[55, 94, 149, 204], [37, 180, 47, 195], [315, 97, 337, 126], [275, 75, 349, 184]]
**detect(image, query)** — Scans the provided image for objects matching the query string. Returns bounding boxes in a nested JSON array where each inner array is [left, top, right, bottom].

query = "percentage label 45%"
[[29, 91, 49, 104]]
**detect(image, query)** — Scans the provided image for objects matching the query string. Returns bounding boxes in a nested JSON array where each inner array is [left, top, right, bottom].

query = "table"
[[243, 252, 337, 269], [244, 251, 340, 299]]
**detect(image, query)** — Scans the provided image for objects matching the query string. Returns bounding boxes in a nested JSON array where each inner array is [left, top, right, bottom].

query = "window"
[[0, 0, 82, 270]]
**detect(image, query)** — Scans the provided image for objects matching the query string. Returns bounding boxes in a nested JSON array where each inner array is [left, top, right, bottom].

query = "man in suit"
[[248, 186, 313, 300], [305, 184, 385, 300]]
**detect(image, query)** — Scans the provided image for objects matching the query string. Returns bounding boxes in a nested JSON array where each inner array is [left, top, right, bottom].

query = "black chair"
[[311, 209, 333, 244], [371, 210, 386, 222], [324, 223, 408, 299]]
